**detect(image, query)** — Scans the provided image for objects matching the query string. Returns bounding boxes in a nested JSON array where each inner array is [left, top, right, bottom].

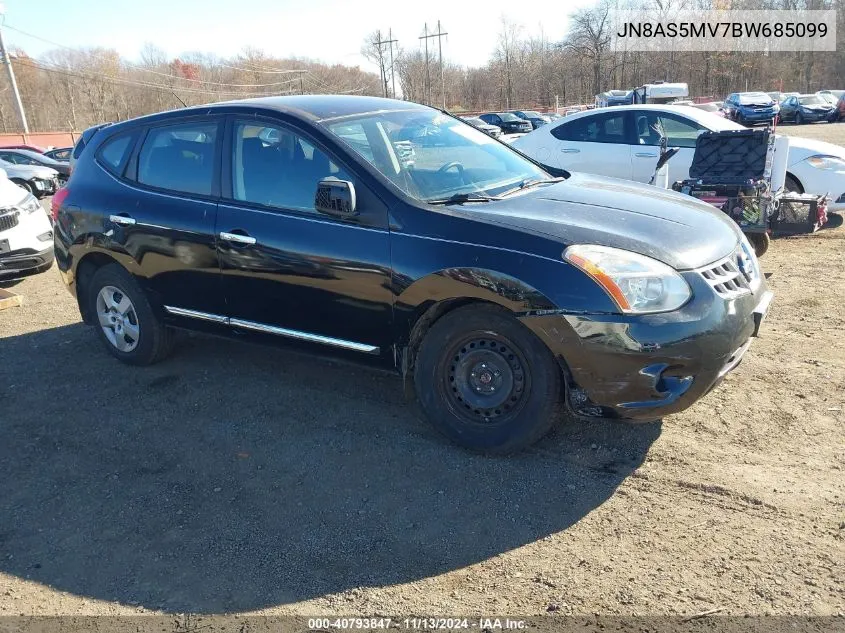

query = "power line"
[[3, 23, 308, 88]]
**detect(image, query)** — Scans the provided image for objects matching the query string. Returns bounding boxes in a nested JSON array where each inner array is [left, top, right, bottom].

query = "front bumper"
[[799, 110, 833, 122], [0, 245, 54, 278], [29, 177, 59, 196], [520, 272, 772, 422]]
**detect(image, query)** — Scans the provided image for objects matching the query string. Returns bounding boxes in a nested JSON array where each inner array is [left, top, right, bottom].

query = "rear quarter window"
[[96, 132, 136, 176]]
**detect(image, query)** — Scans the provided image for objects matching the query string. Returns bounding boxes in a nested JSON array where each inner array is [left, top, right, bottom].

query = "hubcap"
[[95, 285, 140, 352], [445, 336, 529, 423]]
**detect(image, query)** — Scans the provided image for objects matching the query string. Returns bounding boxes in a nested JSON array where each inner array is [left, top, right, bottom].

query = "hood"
[[451, 172, 742, 270], [785, 136, 845, 166], [0, 171, 29, 205], [1, 163, 58, 179]]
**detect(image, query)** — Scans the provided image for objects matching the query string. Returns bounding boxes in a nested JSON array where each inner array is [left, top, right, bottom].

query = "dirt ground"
[[0, 129, 843, 620]]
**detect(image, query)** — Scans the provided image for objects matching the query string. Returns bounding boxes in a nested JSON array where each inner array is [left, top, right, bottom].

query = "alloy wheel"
[[96, 285, 140, 352]]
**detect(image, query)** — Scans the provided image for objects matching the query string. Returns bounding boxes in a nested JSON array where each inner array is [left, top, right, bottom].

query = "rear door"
[[549, 111, 633, 179], [106, 117, 224, 319], [216, 116, 392, 354]]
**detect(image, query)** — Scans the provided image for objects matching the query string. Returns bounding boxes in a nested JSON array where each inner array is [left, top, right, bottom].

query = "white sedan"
[[512, 104, 845, 211]]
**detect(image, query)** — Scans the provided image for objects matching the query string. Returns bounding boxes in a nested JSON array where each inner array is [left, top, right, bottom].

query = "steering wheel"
[[438, 161, 465, 178]]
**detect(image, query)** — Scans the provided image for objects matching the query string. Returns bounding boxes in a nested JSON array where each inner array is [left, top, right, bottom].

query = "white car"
[[0, 167, 54, 281], [513, 104, 845, 211]]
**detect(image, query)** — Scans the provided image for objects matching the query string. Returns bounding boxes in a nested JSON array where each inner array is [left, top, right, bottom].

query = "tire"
[[11, 179, 33, 195], [86, 263, 174, 365], [784, 174, 803, 193], [747, 232, 770, 257], [796, 112, 804, 125], [414, 304, 562, 454]]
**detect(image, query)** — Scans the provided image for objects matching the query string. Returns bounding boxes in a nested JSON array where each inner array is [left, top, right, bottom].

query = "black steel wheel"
[[414, 304, 563, 454], [443, 333, 530, 424]]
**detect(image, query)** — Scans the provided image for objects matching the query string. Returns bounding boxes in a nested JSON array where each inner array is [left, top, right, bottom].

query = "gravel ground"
[[0, 141, 843, 619]]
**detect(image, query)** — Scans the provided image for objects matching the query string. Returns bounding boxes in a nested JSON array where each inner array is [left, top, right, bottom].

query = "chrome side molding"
[[163, 305, 379, 355], [163, 305, 228, 324]]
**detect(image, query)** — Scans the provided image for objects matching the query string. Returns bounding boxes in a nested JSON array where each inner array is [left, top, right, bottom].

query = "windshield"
[[522, 111, 543, 118], [738, 93, 772, 104], [323, 109, 549, 203], [799, 95, 824, 105], [498, 113, 521, 122]]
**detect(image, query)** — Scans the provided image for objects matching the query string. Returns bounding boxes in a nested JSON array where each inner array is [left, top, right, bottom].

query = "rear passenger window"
[[98, 133, 134, 175], [551, 113, 626, 143], [138, 121, 218, 195]]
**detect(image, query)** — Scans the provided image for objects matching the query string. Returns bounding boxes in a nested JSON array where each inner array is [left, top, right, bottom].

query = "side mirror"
[[315, 177, 357, 218]]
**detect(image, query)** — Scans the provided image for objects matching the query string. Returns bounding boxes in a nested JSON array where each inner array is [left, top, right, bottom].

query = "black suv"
[[478, 112, 532, 134], [54, 96, 771, 453]]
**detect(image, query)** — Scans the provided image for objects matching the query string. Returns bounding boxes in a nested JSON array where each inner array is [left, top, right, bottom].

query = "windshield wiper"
[[426, 192, 502, 205], [499, 177, 565, 198]]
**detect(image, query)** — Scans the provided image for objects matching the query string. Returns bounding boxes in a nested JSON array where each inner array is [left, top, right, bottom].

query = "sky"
[[0, 0, 594, 71]]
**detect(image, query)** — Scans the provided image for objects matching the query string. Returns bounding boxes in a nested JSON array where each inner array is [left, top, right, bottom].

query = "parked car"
[[509, 110, 550, 129], [0, 167, 54, 280], [53, 95, 771, 453], [477, 112, 532, 134], [818, 89, 844, 101], [0, 148, 70, 183], [778, 94, 835, 124], [44, 147, 73, 162], [545, 112, 562, 121], [722, 92, 779, 126], [512, 104, 845, 211], [461, 116, 502, 138], [690, 102, 725, 117], [0, 143, 46, 153], [0, 158, 59, 198]]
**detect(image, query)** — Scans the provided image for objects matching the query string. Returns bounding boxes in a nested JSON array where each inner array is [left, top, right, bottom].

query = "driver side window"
[[231, 120, 351, 213]]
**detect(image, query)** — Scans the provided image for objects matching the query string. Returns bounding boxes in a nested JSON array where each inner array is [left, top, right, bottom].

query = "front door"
[[629, 111, 700, 184], [216, 118, 393, 355]]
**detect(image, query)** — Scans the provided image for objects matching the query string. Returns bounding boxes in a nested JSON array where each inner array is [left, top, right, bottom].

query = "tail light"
[[51, 186, 70, 223]]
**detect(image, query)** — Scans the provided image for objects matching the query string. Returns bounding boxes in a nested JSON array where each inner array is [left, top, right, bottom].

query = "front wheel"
[[11, 179, 33, 195], [87, 263, 175, 365], [414, 305, 563, 454], [747, 232, 770, 257], [796, 112, 805, 125]]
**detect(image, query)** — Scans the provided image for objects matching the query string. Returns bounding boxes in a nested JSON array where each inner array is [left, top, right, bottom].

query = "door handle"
[[219, 231, 257, 246], [635, 152, 658, 158], [109, 214, 136, 226], [561, 148, 580, 153]]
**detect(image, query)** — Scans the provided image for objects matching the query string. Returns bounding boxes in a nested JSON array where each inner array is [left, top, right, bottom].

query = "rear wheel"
[[87, 264, 174, 365], [414, 305, 562, 454]]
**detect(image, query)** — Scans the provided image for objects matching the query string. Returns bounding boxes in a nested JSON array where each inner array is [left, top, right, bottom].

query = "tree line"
[[1, 0, 843, 133]]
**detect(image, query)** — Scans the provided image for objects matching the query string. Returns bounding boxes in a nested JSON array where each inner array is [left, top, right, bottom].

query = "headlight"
[[563, 245, 692, 314], [18, 193, 41, 214], [806, 155, 845, 171]]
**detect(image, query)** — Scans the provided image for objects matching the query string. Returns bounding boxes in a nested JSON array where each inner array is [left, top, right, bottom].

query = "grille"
[[699, 246, 757, 299], [0, 210, 20, 232]]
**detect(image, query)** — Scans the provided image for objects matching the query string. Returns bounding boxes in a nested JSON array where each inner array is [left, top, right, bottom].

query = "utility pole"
[[299, 70, 304, 95], [376, 29, 398, 99], [0, 23, 28, 133], [420, 23, 431, 105], [419, 21, 448, 108]]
